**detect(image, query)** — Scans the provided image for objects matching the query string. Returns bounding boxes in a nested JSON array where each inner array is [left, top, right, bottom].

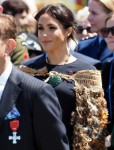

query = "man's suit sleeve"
[[32, 83, 70, 150]]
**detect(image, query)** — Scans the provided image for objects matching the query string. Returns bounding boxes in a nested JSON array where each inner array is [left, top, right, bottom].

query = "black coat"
[[0, 66, 69, 150], [102, 61, 114, 132]]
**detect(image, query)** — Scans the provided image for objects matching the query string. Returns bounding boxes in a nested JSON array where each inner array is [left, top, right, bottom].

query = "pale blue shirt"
[[0, 61, 12, 100]]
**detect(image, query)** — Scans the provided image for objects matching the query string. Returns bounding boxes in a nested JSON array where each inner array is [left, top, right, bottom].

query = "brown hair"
[[0, 14, 17, 40]]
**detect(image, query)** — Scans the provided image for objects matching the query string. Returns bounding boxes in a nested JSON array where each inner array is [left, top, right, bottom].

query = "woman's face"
[[106, 18, 114, 50], [37, 13, 69, 52], [76, 17, 97, 40], [88, 0, 108, 33]]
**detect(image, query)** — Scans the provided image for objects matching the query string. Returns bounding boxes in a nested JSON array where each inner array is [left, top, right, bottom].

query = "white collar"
[[0, 61, 12, 85]]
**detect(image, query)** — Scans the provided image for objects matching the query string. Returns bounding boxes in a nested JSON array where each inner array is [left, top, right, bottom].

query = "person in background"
[[75, 1, 114, 138], [0, 13, 70, 150], [75, 0, 114, 63], [11, 36, 29, 66], [19, 32, 43, 58], [68, 5, 101, 69], [2, 0, 37, 35], [68, 6, 97, 52], [100, 12, 114, 149], [75, 6, 97, 41], [20, 4, 108, 150], [1, 0, 30, 66]]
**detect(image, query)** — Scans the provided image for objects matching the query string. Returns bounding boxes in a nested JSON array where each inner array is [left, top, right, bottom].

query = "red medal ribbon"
[[10, 120, 19, 132], [69, 70, 73, 75]]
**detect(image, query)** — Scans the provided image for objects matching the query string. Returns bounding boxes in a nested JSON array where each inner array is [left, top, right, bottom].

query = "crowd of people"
[[0, 0, 114, 150]]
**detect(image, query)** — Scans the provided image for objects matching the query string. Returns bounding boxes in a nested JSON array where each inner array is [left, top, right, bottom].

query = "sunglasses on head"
[[76, 25, 91, 34], [101, 26, 114, 37]]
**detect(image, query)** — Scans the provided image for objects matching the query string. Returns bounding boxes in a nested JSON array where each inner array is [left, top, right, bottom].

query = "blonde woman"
[[76, 0, 114, 63]]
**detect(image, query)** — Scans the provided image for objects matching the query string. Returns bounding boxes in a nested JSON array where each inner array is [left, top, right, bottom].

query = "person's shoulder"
[[21, 53, 46, 68], [76, 59, 97, 70], [13, 65, 47, 88], [75, 35, 99, 52], [16, 36, 25, 42], [11, 36, 29, 66], [71, 51, 100, 66], [16, 36, 28, 52], [78, 35, 98, 45]]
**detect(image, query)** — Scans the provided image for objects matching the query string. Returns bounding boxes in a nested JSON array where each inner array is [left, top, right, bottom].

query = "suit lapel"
[[99, 47, 114, 61], [87, 36, 99, 58], [77, 36, 100, 59], [97, 37, 114, 61], [0, 67, 22, 129]]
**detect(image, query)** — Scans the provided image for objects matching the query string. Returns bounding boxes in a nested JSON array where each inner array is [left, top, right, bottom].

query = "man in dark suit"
[[0, 14, 70, 150]]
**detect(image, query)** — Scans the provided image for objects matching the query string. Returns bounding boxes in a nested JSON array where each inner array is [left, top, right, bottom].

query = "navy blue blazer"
[[102, 61, 114, 130], [0, 66, 70, 150], [21, 52, 101, 69], [70, 51, 101, 69], [76, 35, 114, 63]]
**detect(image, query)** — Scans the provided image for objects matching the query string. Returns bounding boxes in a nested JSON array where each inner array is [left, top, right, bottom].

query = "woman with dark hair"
[[21, 4, 108, 150]]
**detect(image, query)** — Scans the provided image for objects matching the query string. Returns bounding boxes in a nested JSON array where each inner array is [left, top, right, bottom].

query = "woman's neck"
[[47, 50, 71, 65]]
